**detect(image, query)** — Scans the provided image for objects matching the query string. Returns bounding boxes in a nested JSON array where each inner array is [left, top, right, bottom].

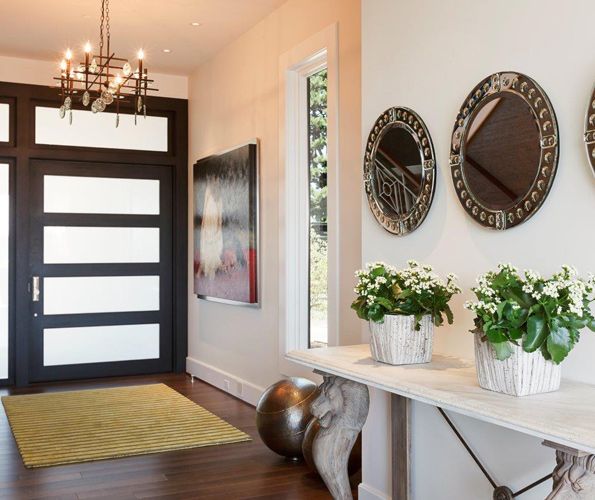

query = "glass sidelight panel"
[[43, 323, 160, 366], [0, 104, 9, 142], [0, 164, 8, 378], [44, 276, 159, 315], [44, 226, 159, 263], [44, 176, 160, 215]]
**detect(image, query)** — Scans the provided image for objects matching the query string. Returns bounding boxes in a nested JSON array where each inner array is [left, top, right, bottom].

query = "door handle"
[[32, 276, 40, 302]]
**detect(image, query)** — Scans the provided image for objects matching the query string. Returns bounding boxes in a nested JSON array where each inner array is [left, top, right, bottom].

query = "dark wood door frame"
[[0, 80, 188, 386]]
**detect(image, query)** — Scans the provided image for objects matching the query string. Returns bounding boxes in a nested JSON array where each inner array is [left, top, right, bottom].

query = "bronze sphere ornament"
[[256, 377, 320, 459]]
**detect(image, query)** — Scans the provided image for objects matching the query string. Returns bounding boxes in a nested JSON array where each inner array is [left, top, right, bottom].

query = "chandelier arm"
[[87, 52, 116, 90]]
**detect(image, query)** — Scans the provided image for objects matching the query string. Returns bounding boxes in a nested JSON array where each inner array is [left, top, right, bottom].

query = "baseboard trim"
[[186, 356, 264, 407], [358, 482, 391, 500]]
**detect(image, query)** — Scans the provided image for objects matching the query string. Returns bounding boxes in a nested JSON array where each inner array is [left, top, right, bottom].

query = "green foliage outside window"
[[309, 69, 328, 321]]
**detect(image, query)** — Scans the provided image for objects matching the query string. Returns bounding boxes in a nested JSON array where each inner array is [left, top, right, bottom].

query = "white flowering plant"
[[465, 264, 595, 364], [351, 260, 461, 328]]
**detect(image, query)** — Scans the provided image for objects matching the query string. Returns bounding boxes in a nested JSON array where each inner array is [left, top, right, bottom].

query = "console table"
[[287, 344, 595, 500]]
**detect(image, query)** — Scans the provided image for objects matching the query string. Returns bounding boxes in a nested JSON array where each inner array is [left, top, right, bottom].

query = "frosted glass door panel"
[[0, 164, 8, 378], [44, 276, 159, 315], [0, 104, 9, 142], [44, 226, 159, 263], [44, 176, 160, 215], [44, 324, 159, 366], [35, 107, 168, 152]]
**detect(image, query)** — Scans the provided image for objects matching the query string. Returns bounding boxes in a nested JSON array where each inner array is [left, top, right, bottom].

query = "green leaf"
[[546, 325, 572, 364], [375, 297, 393, 310], [485, 326, 507, 344], [588, 319, 595, 332], [501, 287, 533, 309], [508, 327, 523, 340], [369, 311, 385, 323], [566, 317, 587, 330], [523, 315, 547, 352], [497, 301, 507, 320], [492, 341, 513, 361], [540, 343, 552, 361], [507, 307, 529, 328], [445, 304, 454, 325]]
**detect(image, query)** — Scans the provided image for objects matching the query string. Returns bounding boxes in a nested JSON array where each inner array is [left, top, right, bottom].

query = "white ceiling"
[[0, 0, 287, 75]]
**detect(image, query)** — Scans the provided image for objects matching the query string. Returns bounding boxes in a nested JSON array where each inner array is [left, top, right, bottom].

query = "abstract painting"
[[193, 141, 258, 305]]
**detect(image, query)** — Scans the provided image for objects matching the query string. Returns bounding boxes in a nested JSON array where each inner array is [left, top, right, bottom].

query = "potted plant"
[[465, 264, 595, 397], [351, 260, 461, 365]]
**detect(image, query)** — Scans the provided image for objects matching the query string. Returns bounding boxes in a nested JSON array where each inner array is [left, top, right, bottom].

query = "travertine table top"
[[287, 344, 595, 454]]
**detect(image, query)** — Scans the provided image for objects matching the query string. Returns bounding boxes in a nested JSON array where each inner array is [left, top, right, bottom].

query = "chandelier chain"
[[99, 0, 105, 53], [106, 0, 110, 47]]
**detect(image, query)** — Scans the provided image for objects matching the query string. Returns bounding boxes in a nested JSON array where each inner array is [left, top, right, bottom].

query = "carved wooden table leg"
[[543, 441, 595, 499], [310, 373, 370, 500]]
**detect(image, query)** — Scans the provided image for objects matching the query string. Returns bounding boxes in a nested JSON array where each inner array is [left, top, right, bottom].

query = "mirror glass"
[[374, 125, 423, 217], [463, 93, 540, 211]]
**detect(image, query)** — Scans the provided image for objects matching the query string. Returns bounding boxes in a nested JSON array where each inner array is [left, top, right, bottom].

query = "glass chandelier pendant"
[[54, 0, 158, 127]]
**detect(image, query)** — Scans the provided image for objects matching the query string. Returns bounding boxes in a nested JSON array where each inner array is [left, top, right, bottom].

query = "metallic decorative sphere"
[[256, 377, 319, 459], [302, 417, 362, 477]]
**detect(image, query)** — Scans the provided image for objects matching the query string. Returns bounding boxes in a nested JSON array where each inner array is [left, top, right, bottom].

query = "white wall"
[[361, 0, 595, 498], [0, 54, 188, 99], [187, 0, 361, 404]]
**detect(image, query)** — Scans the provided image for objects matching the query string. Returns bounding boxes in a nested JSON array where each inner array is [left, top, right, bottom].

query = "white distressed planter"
[[369, 314, 433, 365], [474, 334, 561, 397]]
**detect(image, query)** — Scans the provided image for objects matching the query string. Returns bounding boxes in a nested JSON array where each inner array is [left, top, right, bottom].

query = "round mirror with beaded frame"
[[363, 107, 436, 235], [450, 71, 559, 230], [584, 86, 595, 176]]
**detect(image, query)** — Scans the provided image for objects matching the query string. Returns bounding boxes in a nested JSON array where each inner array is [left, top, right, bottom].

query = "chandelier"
[[55, 0, 158, 126]]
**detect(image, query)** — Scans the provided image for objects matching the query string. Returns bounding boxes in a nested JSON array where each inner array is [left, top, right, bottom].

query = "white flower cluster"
[[400, 260, 460, 296], [354, 262, 398, 306], [465, 264, 594, 320], [465, 269, 501, 315], [353, 260, 461, 310]]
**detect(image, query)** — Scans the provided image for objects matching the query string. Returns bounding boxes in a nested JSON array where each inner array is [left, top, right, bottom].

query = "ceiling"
[[0, 0, 287, 75]]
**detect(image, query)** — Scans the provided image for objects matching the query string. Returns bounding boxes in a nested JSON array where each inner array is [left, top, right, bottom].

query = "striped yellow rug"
[[2, 383, 250, 468]]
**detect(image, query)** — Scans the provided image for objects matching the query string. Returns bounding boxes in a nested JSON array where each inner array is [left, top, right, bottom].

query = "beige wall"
[[187, 0, 361, 401]]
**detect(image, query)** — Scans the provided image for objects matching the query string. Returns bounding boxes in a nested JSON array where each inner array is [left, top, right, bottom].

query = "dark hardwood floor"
[[0, 373, 347, 500]]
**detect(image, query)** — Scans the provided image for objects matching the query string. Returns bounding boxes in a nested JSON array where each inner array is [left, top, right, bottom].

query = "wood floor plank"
[[0, 374, 354, 499]]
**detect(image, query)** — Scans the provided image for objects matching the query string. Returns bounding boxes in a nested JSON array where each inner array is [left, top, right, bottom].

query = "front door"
[[28, 160, 173, 382]]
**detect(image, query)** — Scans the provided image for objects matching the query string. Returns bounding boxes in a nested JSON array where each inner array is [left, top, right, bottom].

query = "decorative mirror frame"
[[363, 107, 436, 235], [584, 86, 595, 175], [450, 71, 559, 230]]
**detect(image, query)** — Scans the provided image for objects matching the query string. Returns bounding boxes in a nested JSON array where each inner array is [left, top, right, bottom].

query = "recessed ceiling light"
[[190, 22, 201, 26], [163, 48, 172, 53]]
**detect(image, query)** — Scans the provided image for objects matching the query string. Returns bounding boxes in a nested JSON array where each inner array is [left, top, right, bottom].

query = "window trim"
[[278, 24, 339, 376]]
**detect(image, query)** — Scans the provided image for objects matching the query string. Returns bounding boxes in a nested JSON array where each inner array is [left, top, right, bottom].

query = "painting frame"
[[193, 139, 259, 307]]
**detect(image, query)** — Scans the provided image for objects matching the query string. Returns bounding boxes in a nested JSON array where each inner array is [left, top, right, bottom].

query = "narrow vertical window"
[[308, 69, 328, 348]]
